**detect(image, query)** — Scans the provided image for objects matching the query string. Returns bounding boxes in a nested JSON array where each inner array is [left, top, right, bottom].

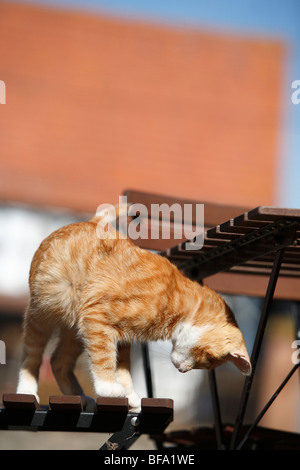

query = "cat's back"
[[30, 221, 96, 278], [29, 221, 99, 323]]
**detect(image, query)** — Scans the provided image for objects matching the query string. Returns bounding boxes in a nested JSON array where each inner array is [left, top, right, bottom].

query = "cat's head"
[[171, 288, 251, 375]]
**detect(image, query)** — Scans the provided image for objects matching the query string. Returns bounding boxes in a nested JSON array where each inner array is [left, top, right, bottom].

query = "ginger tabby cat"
[[17, 205, 251, 411]]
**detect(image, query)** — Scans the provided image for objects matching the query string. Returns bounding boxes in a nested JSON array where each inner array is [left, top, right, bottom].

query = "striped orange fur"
[[17, 206, 251, 410]]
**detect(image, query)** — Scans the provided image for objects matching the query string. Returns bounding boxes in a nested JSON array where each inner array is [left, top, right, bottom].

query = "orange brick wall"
[[0, 1, 283, 212]]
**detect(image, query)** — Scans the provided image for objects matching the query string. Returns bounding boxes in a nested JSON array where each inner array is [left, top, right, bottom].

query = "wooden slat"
[[219, 219, 253, 234], [205, 271, 300, 300], [95, 397, 129, 431], [233, 213, 276, 228], [2, 393, 40, 410], [96, 397, 129, 413], [139, 398, 174, 434], [248, 206, 300, 221], [206, 226, 241, 240], [49, 395, 83, 411], [141, 398, 173, 414], [230, 266, 300, 278]]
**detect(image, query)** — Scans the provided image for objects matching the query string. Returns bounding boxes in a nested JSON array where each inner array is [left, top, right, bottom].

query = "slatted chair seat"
[[0, 393, 173, 450]]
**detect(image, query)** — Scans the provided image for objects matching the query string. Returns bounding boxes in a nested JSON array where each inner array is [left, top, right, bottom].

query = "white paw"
[[95, 380, 126, 398], [17, 370, 39, 402], [127, 391, 141, 412]]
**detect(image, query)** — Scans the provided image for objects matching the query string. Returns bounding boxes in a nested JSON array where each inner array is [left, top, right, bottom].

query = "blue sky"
[[12, 0, 300, 36], [15, 0, 300, 207]]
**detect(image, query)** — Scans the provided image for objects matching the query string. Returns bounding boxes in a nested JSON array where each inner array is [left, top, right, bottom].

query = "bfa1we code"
[[148, 454, 194, 465]]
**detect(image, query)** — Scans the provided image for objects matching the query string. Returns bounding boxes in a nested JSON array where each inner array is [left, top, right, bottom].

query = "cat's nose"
[[178, 366, 189, 373], [178, 362, 193, 373], [171, 356, 188, 372]]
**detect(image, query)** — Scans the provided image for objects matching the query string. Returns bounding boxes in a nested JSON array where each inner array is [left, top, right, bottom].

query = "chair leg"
[[141, 343, 167, 449], [99, 415, 141, 450], [142, 343, 154, 398], [230, 248, 284, 449], [208, 370, 225, 450]]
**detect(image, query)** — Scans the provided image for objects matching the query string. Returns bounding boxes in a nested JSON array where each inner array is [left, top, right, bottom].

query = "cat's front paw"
[[127, 391, 141, 413], [95, 380, 126, 398], [16, 372, 40, 403]]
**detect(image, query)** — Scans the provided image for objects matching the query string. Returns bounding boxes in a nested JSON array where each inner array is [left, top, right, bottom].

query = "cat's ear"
[[228, 351, 252, 376]]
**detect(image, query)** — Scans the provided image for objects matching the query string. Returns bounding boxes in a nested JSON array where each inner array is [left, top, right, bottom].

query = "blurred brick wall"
[[0, 1, 283, 212]]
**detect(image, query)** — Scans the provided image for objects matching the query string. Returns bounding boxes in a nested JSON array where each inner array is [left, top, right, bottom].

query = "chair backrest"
[[123, 189, 300, 301], [123, 189, 249, 251]]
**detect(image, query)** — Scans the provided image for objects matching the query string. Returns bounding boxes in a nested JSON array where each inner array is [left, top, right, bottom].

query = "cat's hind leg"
[[50, 327, 95, 411], [50, 327, 84, 396], [116, 344, 141, 411], [17, 306, 53, 402]]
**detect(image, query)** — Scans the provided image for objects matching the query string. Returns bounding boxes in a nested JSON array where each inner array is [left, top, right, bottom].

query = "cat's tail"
[[90, 202, 131, 241], [90, 202, 130, 225]]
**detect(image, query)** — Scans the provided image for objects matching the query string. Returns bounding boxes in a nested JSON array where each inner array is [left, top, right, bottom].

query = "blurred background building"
[[0, 0, 300, 449]]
